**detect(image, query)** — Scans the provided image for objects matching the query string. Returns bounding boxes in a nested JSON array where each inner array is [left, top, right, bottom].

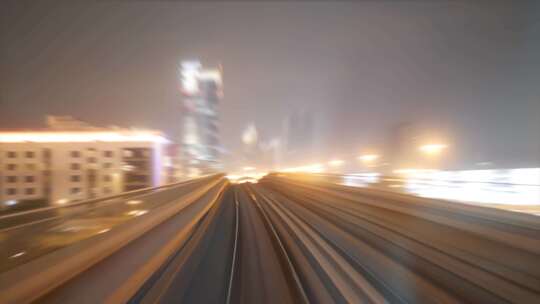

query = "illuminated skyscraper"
[[180, 61, 223, 176]]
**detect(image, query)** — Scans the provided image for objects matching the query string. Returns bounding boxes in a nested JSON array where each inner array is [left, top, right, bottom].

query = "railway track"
[[1, 174, 539, 303], [258, 174, 540, 303]]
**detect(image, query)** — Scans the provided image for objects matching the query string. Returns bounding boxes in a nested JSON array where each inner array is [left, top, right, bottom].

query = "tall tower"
[[180, 61, 223, 176], [282, 109, 315, 165]]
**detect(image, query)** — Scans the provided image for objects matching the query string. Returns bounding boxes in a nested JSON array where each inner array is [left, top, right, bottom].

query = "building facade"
[[0, 118, 170, 205], [180, 61, 223, 177], [282, 109, 315, 165]]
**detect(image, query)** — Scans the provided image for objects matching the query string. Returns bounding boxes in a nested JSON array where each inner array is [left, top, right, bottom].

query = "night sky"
[[1, 1, 539, 168]]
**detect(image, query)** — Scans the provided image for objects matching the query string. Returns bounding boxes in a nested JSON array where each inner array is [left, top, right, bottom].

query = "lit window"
[[123, 150, 134, 157]]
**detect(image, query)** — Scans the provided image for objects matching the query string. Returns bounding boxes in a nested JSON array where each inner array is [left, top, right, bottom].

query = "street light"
[[328, 159, 344, 167], [281, 163, 325, 173], [419, 144, 447, 156], [358, 154, 379, 163]]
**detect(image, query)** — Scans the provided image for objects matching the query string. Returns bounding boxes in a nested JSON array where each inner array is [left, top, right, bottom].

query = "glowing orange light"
[[419, 144, 447, 155]]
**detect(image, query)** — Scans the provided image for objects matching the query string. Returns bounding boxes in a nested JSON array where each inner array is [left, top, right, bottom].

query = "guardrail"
[[0, 175, 228, 304], [0, 175, 218, 232], [0, 174, 215, 221]]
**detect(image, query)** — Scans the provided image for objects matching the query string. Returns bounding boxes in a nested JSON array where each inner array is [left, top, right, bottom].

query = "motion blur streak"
[[398, 168, 540, 206], [327, 168, 540, 210]]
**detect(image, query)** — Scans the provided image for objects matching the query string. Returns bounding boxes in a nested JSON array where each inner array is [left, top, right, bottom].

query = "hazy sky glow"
[[1, 1, 539, 169]]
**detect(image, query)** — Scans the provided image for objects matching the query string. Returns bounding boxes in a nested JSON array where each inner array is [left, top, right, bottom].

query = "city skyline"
[[1, 1, 540, 170]]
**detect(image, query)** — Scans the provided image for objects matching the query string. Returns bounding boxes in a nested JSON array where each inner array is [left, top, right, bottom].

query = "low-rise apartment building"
[[0, 116, 170, 205]]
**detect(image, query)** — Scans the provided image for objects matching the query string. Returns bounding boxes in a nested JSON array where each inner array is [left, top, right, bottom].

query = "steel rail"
[[245, 184, 310, 304], [225, 188, 240, 304], [254, 186, 389, 303], [264, 176, 540, 253], [275, 185, 540, 301]]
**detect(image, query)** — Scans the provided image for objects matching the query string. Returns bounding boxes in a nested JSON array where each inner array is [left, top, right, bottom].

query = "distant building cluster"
[[0, 116, 175, 205], [235, 109, 316, 172]]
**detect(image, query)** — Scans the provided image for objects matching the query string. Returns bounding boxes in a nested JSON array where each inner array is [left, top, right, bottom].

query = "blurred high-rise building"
[[180, 61, 223, 177], [384, 122, 419, 172], [241, 123, 260, 165], [282, 109, 315, 164]]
